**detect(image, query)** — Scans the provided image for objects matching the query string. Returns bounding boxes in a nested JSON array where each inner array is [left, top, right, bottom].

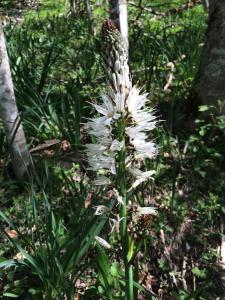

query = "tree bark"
[[194, 0, 225, 107], [83, 0, 95, 35], [202, 0, 209, 11], [109, 0, 129, 52], [0, 23, 29, 180], [70, 0, 77, 16], [219, 218, 225, 288]]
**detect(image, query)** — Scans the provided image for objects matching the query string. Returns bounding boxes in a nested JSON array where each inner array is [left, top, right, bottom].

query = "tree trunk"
[[194, 0, 225, 107], [219, 218, 225, 288], [70, 0, 77, 16], [202, 0, 209, 11], [109, 0, 129, 52], [83, 0, 95, 35], [0, 23, 29, 180]]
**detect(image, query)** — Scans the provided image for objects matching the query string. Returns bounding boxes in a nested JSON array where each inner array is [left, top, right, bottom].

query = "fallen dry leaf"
[[61, 140, 71, 152], [13, 252, 25, 260], [5, 228, 18, 239], [84, 192, 93, 208]]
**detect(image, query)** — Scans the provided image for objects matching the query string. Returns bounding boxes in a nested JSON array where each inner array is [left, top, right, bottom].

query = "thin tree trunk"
[[109, 0, 129, 52], [219, 217, 225, 288], [0, 23, 29, 179], [83, 0, 95, 35], [194, 0, 225, 108], [202, 0, 209, 11], [70, 0, 77, 16]]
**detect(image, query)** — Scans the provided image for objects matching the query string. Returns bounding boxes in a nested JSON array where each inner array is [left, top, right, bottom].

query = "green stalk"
[[117, 115, 134, 300]]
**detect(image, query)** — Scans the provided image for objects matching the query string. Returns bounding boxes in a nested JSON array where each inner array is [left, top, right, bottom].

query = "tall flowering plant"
[[85, 20, 157, 299]]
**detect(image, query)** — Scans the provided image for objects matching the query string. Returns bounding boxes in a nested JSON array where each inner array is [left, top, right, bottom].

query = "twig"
[[129, 1, 166, 16], [30, 139, 60, 153], [170, 218, 192, 259], [191, 258, 196, 291], [163, 62, 175, 92], [181, 256, 188, 291], [129, 1, 202, 18], [219, 217, 225, 288]]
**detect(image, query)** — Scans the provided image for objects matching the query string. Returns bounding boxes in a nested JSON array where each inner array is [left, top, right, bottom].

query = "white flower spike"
[[85, 21, 157, 183]]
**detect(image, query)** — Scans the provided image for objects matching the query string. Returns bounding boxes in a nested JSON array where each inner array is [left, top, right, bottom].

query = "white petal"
[[110, 140, 123, 152], [115, 92, 125, 112], [94, 205, 110, 215], [126, 126, 147, 141], [87, 155, 116, 174], [111, 163, 116, 175], [126, 86, 148, 113], [132, 140, 157, 159], [129, 168, 155, 179], [95, 236, 111, 249], [132, 111, 157, 130], [86, 144, 106, 154], [101, 94, 114, 112], [112, 73, 117, 91], [137, 206, 157, 216], [113, 113, 121, 120], [128, 168, 155, 191], [109, 216, 124, 233], [89, 116, 112, 126], [89, 123, 111, 138], [93, 176, 111, 186], [128, 177, 146, 191], [113, 188, 124, 205], [91, 103, 109, 116]]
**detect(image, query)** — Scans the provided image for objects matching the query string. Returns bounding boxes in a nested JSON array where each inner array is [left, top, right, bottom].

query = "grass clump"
[[0, 1, 225, 299]]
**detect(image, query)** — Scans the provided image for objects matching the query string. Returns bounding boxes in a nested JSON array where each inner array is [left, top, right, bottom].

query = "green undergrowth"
[[0, 1, 224, 299], [24, 0, 66, 20]]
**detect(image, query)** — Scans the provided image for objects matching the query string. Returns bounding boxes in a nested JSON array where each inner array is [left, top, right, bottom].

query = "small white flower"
[[113, 188, 124, 205], [132, 140, 157, 160], [90, 94, 115, 118], [95, 236, 111, 249], [125, 155, 132, 167], [114, 92, 125, 112], [101, 94, 114, 112], [86, 144, 106, 154], [91, 103, 110, 117], [129, 168, 155, 179], [109, 215, 124, 233], [87, 155, 116, 174], [94, 205, 110, 215], [110, 140, 123, 152], [93, 176, 111, 186], [132, 110, 156, 129], [128, 168, 155, 191], [126, 86, 147, 114], [128, 178, 145, 191], [98, 136, 113, 146], [89, 121, 111, 139], [126, 126, 147, 141], [136, 206, 157, 216], [89, 116, 112, 126], [112, 113, 121, 120]]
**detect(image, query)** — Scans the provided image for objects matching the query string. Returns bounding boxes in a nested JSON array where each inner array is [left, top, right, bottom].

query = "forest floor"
[[0, 1, 225, 299]]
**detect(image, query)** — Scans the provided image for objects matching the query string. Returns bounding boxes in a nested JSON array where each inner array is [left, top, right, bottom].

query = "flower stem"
[[117, 115, 134, 300]]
